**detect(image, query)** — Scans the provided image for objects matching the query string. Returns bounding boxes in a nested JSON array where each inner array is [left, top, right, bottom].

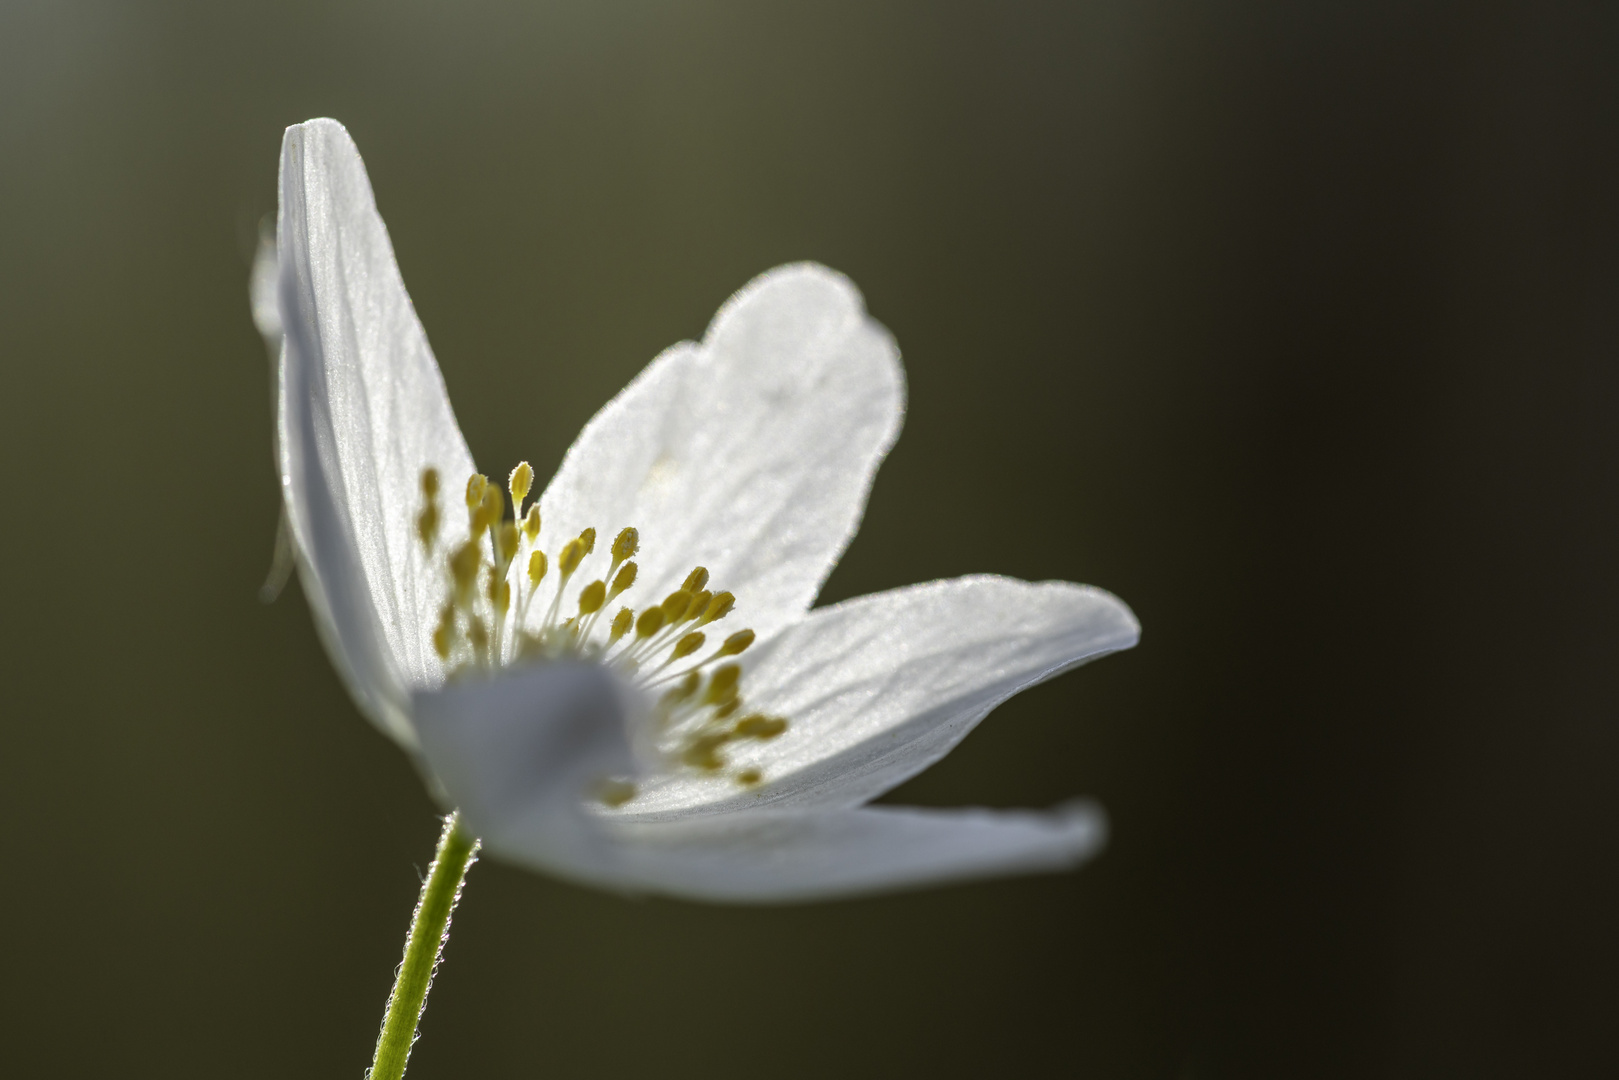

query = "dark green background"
[[2, 1, 1615, 1076]]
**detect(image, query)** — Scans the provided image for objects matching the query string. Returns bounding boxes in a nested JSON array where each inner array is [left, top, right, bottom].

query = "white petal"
[[412, 662, 642, 881], [624, 575, 1140, 817], [415, 665, 1102, 902], [534, 264, 904, 644], [276, 118, 476, 743], [585, 801, 1106, 902]]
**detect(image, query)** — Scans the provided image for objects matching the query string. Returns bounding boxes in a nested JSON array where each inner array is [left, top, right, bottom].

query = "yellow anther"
[[421, 467, 440, 499], [701, 592, 735, 624], [736, 768, 762, 786], [660, 590, 694, 622], [509, 461, 533, 505], [578, 580, 606, 616], [735, 714, 788, 739], [718, 629, 755, 656], [409, 503, 782, 687], [495, 521, 519, 565], [704, 663, 741, 705], [449, 541, 481, 595], [612, 527, 639, 561], [557, 538, 586, 577], [475, 485, 503, 536], [596, 778, 637, 808], [714, 698, 742, 719], [465, 473, 488, 511], [416, 503, 439, 549]]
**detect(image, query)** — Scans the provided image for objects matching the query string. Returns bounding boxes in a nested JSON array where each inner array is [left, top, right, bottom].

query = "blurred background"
[[2, 1, 1616, 1076]]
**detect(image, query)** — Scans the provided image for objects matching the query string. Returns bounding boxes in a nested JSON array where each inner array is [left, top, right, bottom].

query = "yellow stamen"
[[509, 461, 533, 506], [476, 485, 503, 537], [671, 632, 705, 660], [612, 527, 639, 561], [718, 629, 755, 656], [660, 590, 694, 622], [494, 522, 519, 566], [701, 592, 734, 624], [465, 473, 488, 512], [557, 538, 586, 577], [417, 462, 794, 780]]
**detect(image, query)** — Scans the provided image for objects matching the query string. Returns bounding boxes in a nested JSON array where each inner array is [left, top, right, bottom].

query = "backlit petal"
[[581, 801, 1104, 902], [534, 263, 904, 644], [623, 575, 1139, 818], [276, 118, 476, 744]]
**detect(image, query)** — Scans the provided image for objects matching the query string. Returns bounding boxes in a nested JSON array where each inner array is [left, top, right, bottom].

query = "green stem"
[[368, 813, 479, 1080]]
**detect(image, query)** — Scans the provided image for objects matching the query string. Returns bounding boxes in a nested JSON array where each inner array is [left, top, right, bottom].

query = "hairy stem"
[[368, 814, 479, 1080]]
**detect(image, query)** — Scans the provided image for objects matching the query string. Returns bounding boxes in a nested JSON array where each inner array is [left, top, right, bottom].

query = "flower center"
[[414, 464, 789, 801]]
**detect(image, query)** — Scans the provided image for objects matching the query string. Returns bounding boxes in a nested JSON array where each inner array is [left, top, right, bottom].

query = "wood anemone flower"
[[255, 117, 1141, 903]]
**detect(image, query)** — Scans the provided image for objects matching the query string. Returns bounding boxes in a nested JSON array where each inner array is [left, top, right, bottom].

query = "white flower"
[[260, 118, 1140, 903]]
